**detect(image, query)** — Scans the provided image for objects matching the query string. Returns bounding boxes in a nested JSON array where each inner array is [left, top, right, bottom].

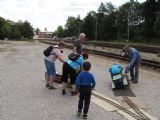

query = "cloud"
[[0, 0, 146, 31]]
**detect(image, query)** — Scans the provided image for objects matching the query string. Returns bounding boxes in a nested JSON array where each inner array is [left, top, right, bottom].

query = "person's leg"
[[61, 62, 69, 94], [45, 72, 50, 87], [83, 88, 91, 116], [134, 61, 139, 83], [130, 63, 135, 81], [44, 59, 50, 87], [69, 66, 78, 96], [48, 62, 56, 89], [78, 88, 84, 114]]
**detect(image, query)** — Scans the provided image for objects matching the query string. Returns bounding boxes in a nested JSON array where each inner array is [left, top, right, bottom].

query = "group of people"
[[43, 32, 141, 119]]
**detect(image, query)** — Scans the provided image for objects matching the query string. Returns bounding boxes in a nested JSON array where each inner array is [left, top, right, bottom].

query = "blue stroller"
[[109, 64, 129, 89]]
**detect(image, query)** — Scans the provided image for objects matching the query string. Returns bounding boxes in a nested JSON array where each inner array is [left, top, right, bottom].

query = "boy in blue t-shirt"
[[76, 61, 96, 119]]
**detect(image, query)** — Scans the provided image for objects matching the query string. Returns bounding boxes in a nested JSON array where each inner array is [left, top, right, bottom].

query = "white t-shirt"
[[45, 47, 62, 63]]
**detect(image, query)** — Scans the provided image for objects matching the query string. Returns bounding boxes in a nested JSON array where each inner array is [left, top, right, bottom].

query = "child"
[[76, 61, 96, 119]]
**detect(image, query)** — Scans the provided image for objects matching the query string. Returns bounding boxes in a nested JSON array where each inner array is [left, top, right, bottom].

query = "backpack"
[[68, 53, 80, 61], [43, 46, 53, 57]]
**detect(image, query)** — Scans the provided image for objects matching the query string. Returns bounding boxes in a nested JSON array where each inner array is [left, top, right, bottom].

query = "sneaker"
[[46, 83, 50, 87], [49, 86, 57, 90], [77, 111, 81, 117], [83, 114, 87, 119], [130, 79, 134, 81], [62, 89, 66, 95], [133, 81, 138, 83]]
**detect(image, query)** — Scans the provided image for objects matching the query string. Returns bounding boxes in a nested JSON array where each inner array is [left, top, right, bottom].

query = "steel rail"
[[92, 92, 150, 120], [40, 40, 160, 69]]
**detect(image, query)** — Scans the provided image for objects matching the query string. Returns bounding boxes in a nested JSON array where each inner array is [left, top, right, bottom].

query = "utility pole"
[[127, 17, 130, 41], [95, 17, 97, 41]]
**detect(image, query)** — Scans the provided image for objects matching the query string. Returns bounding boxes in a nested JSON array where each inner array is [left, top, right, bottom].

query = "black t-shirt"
[[73, 39, 83, 54]]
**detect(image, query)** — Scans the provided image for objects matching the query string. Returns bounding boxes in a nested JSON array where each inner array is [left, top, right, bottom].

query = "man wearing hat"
[[122, 45, 141, 83]]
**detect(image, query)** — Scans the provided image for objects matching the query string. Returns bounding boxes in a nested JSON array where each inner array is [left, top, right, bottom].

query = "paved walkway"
[[0, 41, 160, 120]]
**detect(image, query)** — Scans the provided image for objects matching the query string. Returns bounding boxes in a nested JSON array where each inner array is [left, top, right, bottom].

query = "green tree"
[[0, 23, 10, 39], [21, 21, 34, 39], [65, 16, 78, 36], [103, 12, 117, 40], [0, 17, 6, 39], [57, 26, 64, 37], [105, 2, 115, 15], [116, 1, 143, 41], [98, 2, 107, 13], [35, 28, 40, 35], [10, 26, 21, 39], [82, 11, 96, 40], [154, 11, 160, 38], [96, 2, 117, 40], [143, 0, 159, 40]]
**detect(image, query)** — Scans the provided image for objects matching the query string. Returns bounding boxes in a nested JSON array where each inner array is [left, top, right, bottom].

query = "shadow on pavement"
[[112, 87, 136, 97]]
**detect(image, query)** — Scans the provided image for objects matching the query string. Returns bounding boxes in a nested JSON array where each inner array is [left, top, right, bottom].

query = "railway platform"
[[0, 41, 160, 120]]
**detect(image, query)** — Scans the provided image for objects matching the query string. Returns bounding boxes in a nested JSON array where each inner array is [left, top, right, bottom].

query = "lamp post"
[[127, 0, 136, 42], [77, 16, 80, 35], [95, 8, 103, 41], [127, 17, 130, 42], [95, 17, 98, 41]]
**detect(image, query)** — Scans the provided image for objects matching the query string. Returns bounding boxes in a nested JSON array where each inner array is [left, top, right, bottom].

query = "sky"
[[0, 0, 145, 32]]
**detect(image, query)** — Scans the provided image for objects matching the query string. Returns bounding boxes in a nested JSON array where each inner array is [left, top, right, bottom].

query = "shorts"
[[44, 59, 56, 77]]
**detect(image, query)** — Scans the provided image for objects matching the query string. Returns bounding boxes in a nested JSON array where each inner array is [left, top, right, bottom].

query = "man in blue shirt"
[[76, 61, 96, 119], [123, 45, 141, 83]]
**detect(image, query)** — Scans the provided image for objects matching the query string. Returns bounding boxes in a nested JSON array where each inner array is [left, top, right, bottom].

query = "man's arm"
[[91, 74, 96, 88], [58, 54, 65, 63], [73, 40, 78, 52], [75, 74, 81, 89], [129, 53, 137, 67], [125, 53, 137, 73], [73, 46, 77, 52]]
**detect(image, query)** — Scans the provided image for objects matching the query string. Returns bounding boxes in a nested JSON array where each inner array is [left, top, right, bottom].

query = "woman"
[[44, 41, 65, 89]]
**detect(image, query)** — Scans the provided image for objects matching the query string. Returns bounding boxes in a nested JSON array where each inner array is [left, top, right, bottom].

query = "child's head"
[[83, 61, 91, 71], [82, 52, 89, 60]]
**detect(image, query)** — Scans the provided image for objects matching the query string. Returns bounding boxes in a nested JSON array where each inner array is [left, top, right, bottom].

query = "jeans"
[[44, 59, 56, 77], [130, 60, 140, 82]]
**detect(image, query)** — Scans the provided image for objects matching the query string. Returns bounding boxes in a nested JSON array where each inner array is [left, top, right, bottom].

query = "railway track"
[[64, 40, 160, 54], [35, 38, 160, 53], [92, 92, 151, 120], [83, 48, 160, 69], [83, 41, 160, 54], [39, 40, 160, 69]]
